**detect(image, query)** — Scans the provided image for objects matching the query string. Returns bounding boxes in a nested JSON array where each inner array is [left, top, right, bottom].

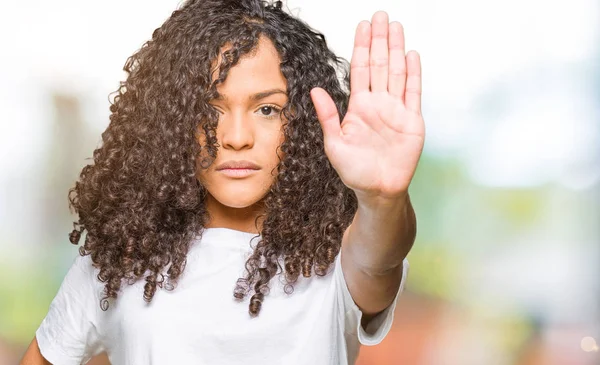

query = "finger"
[[310, 87, 341, 143], [404, 51, 422, 113], [369, 11, 389, 93], [388, 21, 406, 100], [350, 21, 371, 95]]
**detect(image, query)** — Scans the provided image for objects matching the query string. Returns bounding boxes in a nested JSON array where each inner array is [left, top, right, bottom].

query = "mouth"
[[218, 168, 259, 178], [215, 160, 261, 171]]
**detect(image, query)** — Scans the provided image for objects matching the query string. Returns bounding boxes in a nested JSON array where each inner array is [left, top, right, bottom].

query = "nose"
[[219, 110, 254, 151]]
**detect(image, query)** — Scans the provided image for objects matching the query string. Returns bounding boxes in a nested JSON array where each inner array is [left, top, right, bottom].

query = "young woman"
[[21, 0, 424, 364]]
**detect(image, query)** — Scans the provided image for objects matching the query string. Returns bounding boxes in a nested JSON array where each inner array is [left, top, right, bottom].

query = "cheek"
[[195, 165, 207, 185], [271, 129, 286, 161], [277, 137, 286, 161]]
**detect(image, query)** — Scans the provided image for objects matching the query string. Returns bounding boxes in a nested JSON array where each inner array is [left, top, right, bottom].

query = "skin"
[[311, 10, 422, 327], [197, 36, 287, 235], [20, 338, 50, 365], [21, 9, 424, 363]]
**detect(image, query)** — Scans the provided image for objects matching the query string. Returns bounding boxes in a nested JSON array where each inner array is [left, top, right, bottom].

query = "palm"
[[310, 12, 425, 200]]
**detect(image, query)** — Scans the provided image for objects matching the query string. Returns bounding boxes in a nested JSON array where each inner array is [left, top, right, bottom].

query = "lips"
[[218, 168, 259, 178], [215, 160, 261, 171]]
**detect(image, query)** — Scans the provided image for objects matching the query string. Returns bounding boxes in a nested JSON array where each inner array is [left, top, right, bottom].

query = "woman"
[[21, 0, 424, 364]]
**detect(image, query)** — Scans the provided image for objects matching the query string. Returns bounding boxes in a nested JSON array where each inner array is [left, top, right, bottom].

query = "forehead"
[[211, 36, 287, 98]]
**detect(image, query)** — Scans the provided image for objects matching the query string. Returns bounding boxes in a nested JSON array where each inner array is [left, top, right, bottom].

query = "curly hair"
[[68, 0, 358, 317]]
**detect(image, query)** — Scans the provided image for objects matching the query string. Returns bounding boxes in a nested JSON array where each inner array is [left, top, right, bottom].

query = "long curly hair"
[[68, 0, 358, 317]]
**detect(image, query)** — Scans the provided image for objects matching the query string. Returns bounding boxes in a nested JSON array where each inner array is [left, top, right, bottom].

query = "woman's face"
[[196, 36, 287, 232]]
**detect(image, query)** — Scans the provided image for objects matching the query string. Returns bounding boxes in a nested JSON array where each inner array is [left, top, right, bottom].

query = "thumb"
[[310, 87, 341, 144]]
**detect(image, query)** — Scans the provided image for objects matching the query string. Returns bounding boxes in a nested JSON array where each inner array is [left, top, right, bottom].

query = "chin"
[[210, 189, 267, 209], [217, 198, 260, 209]]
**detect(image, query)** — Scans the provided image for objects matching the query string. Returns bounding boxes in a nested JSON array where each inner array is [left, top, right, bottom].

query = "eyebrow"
[[214, 88, 287, 102]]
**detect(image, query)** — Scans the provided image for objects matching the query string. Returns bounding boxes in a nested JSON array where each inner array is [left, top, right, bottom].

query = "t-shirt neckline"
[[195, 227, 261, 250]]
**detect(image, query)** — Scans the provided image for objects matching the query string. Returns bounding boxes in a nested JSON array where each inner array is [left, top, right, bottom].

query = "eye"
[[256, 104, 282, 119]]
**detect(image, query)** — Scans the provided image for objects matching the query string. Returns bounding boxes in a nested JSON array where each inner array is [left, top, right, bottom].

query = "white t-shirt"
[[36, 227, 409, 365]]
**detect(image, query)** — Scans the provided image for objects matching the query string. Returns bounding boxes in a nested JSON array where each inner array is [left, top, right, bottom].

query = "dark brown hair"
[[68, 0, 357, 317]]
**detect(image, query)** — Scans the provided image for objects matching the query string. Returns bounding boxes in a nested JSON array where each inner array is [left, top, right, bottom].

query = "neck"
[[203, 194, 265, 234]]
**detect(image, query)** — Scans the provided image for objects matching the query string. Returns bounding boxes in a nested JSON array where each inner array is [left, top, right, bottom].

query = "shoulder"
[[68, 252, 99, 280], [36, 252, 106, 365], [59, 252, 104, 303], [71, 252, 95, 273]]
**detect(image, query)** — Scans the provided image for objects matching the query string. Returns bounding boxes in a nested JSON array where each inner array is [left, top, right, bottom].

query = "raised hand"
[[310, 11, 425, 202]]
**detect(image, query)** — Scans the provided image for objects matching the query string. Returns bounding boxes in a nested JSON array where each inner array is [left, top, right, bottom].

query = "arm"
[[20, 337, 52, 365], [341, 193, 416, 327], [310, 11, 423, 329]]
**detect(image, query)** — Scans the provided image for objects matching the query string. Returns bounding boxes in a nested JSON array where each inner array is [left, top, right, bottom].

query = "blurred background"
[[0, 0, 598, 364]]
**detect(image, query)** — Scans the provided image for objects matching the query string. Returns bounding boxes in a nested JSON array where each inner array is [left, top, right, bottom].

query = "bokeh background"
[[1, 0, 598, 364]]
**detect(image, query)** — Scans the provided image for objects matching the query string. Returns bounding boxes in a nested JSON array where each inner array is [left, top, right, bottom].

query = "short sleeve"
[[334, 250, 409, 346], [36, 253, 105, 365]]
